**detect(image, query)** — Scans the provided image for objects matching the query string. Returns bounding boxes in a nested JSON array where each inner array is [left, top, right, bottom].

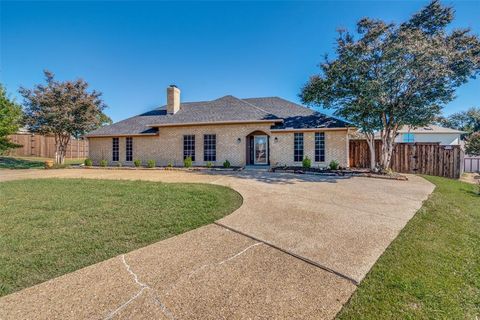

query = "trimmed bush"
[[133, 159, 141, 167], [302, 156, 311, 169], [329, 160, 339, 170], [84, 158, 93, 166], [44, 160, 54, 169], [147, 159, 156, 168], [167, 162, 173, 168], [100, 159, 108, 167], [223, 160, 231, 168], [184, 156, 193, 168], [206, 161, 213, 168]]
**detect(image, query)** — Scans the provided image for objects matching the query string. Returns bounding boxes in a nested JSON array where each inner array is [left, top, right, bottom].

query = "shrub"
[[147, 159, 156, 168], [206, 161, 213, 168], [116, 161, 122, 167], [44, 160, 54, 169], [84, 158, 93, 166], [184, 156, 193, 168], [329, 160, 339, 170], [133, 159, 141, 167], [302, 156, 311, 169], [167, 161, 173, 168], [384, 167, 394, 175], [223, 160, 231, 168], [100, 159, 108, 167]]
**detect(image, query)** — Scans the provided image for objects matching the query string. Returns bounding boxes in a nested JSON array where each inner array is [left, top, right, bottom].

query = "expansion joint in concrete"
[[214, 222, 359, 286]]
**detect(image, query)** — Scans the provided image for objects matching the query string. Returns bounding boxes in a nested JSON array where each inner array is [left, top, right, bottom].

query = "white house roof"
[[397, 125, 465, 134]]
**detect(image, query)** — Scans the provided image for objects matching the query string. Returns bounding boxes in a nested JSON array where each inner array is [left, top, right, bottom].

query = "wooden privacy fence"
[[349, 140, 463, 179], [464, 156, 480, 173], [7, 133, 89, 159]]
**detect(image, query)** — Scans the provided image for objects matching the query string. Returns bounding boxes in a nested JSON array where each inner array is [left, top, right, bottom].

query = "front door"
[[254, 135, 268, 165]]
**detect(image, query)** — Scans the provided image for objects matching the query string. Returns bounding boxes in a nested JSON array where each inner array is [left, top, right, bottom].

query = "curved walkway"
[[0, 169, 434, 319]]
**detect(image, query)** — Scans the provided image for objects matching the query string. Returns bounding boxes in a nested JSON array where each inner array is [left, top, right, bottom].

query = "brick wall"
[[270, 130, 348, 168], [88, 125, 349, 167]]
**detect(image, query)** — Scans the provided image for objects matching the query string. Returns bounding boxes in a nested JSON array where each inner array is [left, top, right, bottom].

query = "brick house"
[[86, 86, 352, 168]]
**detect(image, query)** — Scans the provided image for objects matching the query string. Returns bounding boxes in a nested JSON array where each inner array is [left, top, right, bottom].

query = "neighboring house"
[[395, 125, 464, 145], [85, 86, 351, 167]]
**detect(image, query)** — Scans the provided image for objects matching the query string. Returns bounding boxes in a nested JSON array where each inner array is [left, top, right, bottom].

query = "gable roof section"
[[244, 97, 349, 129], [86, 95, 349, 137]]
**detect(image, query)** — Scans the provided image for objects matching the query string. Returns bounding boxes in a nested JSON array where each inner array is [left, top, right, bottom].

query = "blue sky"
[[1, 1, 479, 122]]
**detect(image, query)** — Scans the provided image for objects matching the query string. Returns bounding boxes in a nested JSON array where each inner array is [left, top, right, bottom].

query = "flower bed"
[[271, 166, 408, 181], [79, 165, 242, 171]]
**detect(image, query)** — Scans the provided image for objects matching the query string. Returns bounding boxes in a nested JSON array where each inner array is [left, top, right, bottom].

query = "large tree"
[[465, 131, 480, 156], [0, 84, 23, 154], [20, 70, 109, 164], [437, 107, 480, 136], [300, 0, 480, 170]]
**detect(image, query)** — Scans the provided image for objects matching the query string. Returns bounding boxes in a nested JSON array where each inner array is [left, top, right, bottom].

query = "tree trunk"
[[54, 134, 70, 165], [380, 129, 396, 171], [365, 133, 376, 171]]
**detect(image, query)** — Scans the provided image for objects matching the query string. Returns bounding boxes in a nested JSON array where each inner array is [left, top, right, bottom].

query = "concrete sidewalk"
[[0, 169, 434, 319]]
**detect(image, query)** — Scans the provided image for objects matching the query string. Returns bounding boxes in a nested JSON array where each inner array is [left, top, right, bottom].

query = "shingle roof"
[[86, 95, 349, 137]]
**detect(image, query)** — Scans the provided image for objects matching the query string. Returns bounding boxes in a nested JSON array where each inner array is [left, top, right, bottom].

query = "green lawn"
[[0, 156, 85, 169], [337, 176, 480, 319], [0, 178, 243, 297]]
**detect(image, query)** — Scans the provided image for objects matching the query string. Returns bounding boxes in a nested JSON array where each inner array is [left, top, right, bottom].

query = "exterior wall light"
[[237, 138, 241, 143], [274, 137, 278, 142]]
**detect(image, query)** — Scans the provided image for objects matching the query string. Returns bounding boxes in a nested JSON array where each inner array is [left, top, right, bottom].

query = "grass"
[[0, 156, 85, 169], [337, 176, 480, 319], [0, 178, 243, 297]]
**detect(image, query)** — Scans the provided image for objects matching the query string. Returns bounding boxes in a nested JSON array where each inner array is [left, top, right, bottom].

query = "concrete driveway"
[[0, 169, 434, 319]]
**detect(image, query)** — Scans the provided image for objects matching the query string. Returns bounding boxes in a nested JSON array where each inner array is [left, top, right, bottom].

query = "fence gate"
[[349, 140, 463, 179]]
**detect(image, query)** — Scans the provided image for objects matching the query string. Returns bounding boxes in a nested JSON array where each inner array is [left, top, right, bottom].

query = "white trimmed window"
[[183, 135, 195, 161], [315, 132, 325, 162], [403, 133, 415, 143], [204, 134, 216, 162], [294, 133, 304, 162], [126, 137, 133, 161], [112, 138, 119, 161]]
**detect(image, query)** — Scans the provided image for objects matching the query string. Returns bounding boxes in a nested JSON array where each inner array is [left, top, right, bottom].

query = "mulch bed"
[[271, 166, 408, 181], [77, 165, 241, 171], [77, 165, 406, 180]]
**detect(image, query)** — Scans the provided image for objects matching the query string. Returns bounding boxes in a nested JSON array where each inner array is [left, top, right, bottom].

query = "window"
[[183, 135, 195, 161], [294, 133, 304, 162], [315, 132, 325, 162], [126, 137, 133, 161], [204, 134, 216, 162], [112, 137, 119, 161], [403, 133, 415, 143]]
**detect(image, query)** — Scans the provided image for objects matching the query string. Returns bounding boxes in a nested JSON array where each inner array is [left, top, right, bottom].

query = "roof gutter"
[[270, 127, 352, 133], [84, 133, 159, 138]]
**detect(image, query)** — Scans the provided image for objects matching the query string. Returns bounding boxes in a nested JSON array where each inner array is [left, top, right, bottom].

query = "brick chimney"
[[167, 85, 180, 114]]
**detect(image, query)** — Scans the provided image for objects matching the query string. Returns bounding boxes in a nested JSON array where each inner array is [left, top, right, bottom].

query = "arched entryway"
[[246, 131, 270, 166]]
